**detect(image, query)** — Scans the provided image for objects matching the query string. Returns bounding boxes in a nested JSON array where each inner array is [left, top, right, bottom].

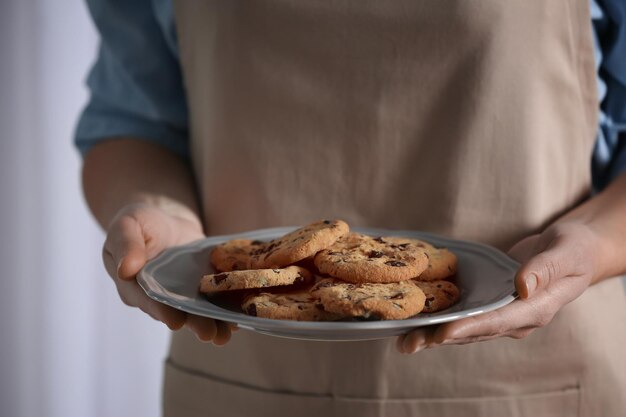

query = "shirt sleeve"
[[591, 0, 626, 190], [74, 0, 189, 158]]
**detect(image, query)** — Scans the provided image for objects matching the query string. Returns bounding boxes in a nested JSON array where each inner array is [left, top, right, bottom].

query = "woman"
[[77, 0, 626, 416]]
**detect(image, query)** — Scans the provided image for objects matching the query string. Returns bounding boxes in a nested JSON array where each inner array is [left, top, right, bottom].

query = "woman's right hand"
[[102, 203, 235, 345]]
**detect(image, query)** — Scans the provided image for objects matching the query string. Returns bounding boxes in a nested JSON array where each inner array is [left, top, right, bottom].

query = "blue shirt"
[[75, 0, 626, 191]]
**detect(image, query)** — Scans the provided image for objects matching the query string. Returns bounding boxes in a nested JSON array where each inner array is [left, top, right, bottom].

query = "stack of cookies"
[[199, 220, 460, 321]]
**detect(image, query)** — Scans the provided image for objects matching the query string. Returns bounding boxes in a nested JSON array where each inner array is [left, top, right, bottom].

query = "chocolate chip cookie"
[[249, 219, 349, 269], [310, 278, 426, 320], [200, 266, 313, 293], [384, 237, 457, 281], [412, 280, 460, 313], [241, 289, 344, 321], [314, 233, 429, 283], [210, 239, 265, 272]]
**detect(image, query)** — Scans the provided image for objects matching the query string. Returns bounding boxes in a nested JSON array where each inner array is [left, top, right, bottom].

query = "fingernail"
[[186, 324, 209, 342], [116, 257, 125, 276], [403, 332, 426, 354], [525, 273, 538, 297], [410, 345, 425, 354], [195, 333, 211, 343]]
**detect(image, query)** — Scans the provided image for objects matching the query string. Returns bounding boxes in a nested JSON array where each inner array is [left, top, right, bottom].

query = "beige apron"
[[166, 1, 626, 416]]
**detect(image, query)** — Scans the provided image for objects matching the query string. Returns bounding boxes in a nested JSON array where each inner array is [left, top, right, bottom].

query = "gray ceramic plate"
[[138, 227, 518, 341]]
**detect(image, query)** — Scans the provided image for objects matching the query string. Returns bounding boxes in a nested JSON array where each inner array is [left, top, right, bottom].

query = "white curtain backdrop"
[[0, 2, 170, 417]]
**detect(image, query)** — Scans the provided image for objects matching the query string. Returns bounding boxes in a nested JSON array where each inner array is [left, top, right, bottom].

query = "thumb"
[[104, 215, 149, 281], [514, 235, 579, 300]]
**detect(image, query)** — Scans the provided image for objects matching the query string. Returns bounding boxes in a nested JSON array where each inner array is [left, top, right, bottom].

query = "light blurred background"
[[0, 1, 170, 416]]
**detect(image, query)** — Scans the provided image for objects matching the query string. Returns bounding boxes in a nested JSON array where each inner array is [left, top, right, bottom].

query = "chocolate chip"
[[323, 220, 331, 224], [374, 237, 385, 243], [251, 248, 265, 256], [368, 250, 384, 258], [213, 273, 229, 284], [425, 296, 435, 307], [297, 305, 304, 310], [251, 240, 264, 245], [398, 243, 410, 249], [261, 242, 277, 253], [389, 293, 404, 300], [328, 251, 342, 256], [385, 260, 406, 267], [315, 303, 325, 310], [295, 273, 305, 283], [246, 304, 257, 316], [272, 269, 281, 273]]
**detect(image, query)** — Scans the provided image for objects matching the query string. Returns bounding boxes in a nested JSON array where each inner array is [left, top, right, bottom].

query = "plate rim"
[[137, 226, 519, 337]]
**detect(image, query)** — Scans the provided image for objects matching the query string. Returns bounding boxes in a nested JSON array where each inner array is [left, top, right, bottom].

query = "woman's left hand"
[[397, 221, 601, 354]]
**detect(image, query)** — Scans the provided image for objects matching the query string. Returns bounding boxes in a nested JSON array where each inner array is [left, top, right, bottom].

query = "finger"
[[115, 277, 187, 329], [436, 307, 509, 343], [151, 303, 187, 330], [186, 315, 218, 342], [403, 313, 539, 352], [433, 296, 555, 344], [403, 325, 509, 353], [507, 327, 535, 340], [104, 250, 186, 329], [430, 333, 503, 346], [212, 321, 233, 346], [432, 326, 537, 346], [401, 330, 424, 354], [401, 327, 437, 354], [514, 236, 585, 299], [104, 216, 148, 281]]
